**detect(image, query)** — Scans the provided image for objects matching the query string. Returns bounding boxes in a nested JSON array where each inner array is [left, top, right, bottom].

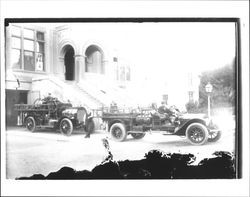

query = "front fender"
[[58, 116, 74, 123], [175, 118, 207, 136]]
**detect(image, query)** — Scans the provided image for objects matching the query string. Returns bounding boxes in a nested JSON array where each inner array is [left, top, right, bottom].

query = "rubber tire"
[[86, 118, 95, 134], [208, 130, 222, 142], [131, 133, 146, 139], [186, 123, 209, 145], [26, 116, 36, 132], [60, 118, 73, 136], [110, 123, 127, 142]]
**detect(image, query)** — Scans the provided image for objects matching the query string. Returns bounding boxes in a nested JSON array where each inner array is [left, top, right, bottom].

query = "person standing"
[[84, 113, 95, 138]]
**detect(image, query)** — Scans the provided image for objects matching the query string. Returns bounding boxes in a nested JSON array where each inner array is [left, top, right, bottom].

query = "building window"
[[126, 66, 131, 81], [188, 73, 193, 87], [162, 94, 168, 104], [120, 66, 125, 81], [11, 25, 45, 72], [85, 45, 104, 74], [116, 64, 131, 82], [188, 91, 194, 102], [11, 26, 21, 69], [36, 31, 45, 71]]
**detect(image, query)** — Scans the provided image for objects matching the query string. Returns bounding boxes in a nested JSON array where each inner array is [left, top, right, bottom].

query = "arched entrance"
[[63, 45, 75, 81], [85, 45, 104, 74]]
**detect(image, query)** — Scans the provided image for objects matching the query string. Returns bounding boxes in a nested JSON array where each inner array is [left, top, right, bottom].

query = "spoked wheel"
[[208, 130, 222, 142], [186, 123, 208, 145], [26, 116, 36, 132], [110, 123, 127, 142], [131, 133, 146, 139], [60, 118, 73, 136]]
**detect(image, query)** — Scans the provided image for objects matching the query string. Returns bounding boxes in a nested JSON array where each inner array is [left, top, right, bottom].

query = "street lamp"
[[205, 82, 213, 119]]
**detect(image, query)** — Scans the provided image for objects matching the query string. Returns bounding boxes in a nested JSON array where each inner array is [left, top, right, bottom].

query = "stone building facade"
[[5, 23, 199, 126], [5, 23, 133, 125]]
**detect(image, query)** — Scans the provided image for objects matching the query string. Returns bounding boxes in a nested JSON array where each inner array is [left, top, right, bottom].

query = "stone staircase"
[[32, 76, 137, 112], [74, 83, 107, 109]]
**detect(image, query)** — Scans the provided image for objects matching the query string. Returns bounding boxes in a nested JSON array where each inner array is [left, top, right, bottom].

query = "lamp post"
[[205, 82, 213, 119]]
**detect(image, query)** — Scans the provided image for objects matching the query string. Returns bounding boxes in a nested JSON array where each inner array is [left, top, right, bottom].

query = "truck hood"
[[179, 113, 207, 119]]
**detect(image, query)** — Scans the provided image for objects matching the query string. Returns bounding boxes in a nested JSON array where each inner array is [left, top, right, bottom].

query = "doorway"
[[64, 45, 75, 81], [6, 90, 28, 126]]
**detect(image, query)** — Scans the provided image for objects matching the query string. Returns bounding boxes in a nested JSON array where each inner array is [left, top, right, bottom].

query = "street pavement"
[[5, 125, 235, 179]]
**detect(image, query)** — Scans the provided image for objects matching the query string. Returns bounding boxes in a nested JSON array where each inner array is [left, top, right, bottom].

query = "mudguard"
[[174, 118, 207, 136]]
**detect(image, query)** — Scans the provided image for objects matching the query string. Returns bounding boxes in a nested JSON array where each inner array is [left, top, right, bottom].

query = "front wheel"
[[208, 130, 222, 142], [60, 118, 73, 136], [26, 116, 36, 132], [131, 133, 146, 139], [186, 123, 208, 145], [110, 123, 127, 142]]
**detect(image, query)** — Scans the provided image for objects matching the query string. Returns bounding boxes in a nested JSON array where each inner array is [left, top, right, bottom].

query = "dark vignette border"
[[5, 17, 239, 25], [4, 17, 242, 178], [235, 18, 242, 179]]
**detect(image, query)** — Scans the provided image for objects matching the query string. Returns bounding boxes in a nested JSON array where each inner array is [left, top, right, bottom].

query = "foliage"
[[185, 101, 202, 113], [198, 60, 235, 109]]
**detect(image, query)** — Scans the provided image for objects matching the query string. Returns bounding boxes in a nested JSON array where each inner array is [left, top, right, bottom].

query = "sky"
[[33, 22, 236, 83], [95, 22, 236, 106], [83, 22, 236, 102], [79, 22, 236, 83]]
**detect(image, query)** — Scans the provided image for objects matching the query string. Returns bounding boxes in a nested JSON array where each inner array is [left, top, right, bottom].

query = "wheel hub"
[[191, 128, 204, 142], [114, 128, 122, 138], [62, 122, 69, 131]]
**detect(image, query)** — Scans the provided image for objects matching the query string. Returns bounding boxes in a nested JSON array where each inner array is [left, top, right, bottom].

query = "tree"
[[199, 59, 236, 109]]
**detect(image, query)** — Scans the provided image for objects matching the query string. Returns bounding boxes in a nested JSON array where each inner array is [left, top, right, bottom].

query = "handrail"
[[32, 76, 64, 90], [83, 80, 137, 107], [77, 82, 108, 106], [32, 77, 92, 110]]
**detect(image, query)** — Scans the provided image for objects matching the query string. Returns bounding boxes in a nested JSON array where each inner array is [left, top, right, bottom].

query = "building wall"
[[54, 25, 116, 84], [5, 24, 54, 104], [5, 23, 134, 124], [5, 23, 131, 97]]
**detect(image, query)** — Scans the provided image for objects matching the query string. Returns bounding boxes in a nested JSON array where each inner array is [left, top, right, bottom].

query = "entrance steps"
[[31, 76, 104, 111], [77, 80, 138, 108], [31, 76, 137, 112]]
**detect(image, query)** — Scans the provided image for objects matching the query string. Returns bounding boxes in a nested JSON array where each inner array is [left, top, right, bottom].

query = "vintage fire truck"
[[14, 96, 95, 136], [101, 107, 221, 145]]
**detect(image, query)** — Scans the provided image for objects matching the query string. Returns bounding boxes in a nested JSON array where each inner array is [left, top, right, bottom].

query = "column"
[[58, 56, 65, 80], [74, 55, 85, 82]]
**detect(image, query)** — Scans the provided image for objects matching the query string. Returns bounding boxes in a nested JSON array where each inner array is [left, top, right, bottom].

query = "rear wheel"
[[186, 123, 208, 145], [60, 118, 73, 136], [110, 123, 127, 142], [26, 116, 36, 132], [208, 130, 221, 142], [131, 133, 146, 139]]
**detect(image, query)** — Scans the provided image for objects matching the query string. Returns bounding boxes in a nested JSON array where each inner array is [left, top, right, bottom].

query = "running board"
[[128, 130, 175, 135], [36, 125, 54, 129], [128, 131, 145, 134]]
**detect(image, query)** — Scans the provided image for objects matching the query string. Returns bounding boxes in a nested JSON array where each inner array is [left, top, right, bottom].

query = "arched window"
[[85, 45, 104, 74]]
